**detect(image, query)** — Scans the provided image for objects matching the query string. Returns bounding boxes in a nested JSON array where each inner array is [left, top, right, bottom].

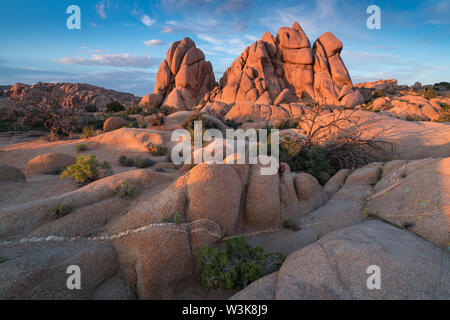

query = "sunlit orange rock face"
[[142, 37, 216, 110], [208, 22, 352, 106]]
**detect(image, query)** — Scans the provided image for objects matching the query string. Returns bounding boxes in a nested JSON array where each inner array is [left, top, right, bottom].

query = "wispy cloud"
[[197, 34, 222, 45], [95, 1, 107, 19], [58, 53, 161, 69], [144, 39, 166, 46]]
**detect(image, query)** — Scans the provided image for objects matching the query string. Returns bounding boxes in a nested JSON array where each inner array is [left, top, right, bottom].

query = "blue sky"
[[0, 0, 449, 96]]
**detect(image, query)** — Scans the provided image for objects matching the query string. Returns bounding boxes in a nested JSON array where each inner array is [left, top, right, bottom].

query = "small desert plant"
[[118, 155, 155, 168], [79, 115, 104, 130], [114, 181, 136, 198], [146, 143, 168, 156], [282, 219, 300, 231], [363, 207, 374, 217], [159, 105, 173, 116], [118, 155, 134, 167], [84, 105, 97, 113], [280, 137, 336, 182], [436, 103, 450, 122], [134, 157, 155, 168], [223, 118, 242, 129], [82, 124, 96, 138], [125, 105, 143, 115], [47, 203, 73, 219], [198, 236, 285, 290], [0, 121, 9, 132], [161, 212, 183, 224], [106, 101, 125, 113], [60, 155, 110, 183], [182, 112, 220, 131], [421, 88, 438, 99], [173, 212, 182, 225], [76, 143, 88, 152]]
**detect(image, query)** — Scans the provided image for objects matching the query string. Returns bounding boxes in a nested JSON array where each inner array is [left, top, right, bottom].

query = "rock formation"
[[207, 22, 352, 106], [140, 38, 216, 110], [5, 82, 138, 108]]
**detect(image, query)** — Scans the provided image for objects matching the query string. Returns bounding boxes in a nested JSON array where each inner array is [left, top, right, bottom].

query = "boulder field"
[[0, 128, 449, 299]]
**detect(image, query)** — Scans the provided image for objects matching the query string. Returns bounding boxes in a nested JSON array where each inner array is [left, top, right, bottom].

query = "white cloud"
[[244, 34, 259, 42], [161, 26, 175, 33], [197, 34, 221, 45], [58, 53, 161, 69], [141, 15, 155, 27], [144, 39, 166, 46], [95, 2, 107, 19]]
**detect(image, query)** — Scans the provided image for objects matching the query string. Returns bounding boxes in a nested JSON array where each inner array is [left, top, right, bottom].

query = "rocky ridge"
[[4, 82, 138, 109]]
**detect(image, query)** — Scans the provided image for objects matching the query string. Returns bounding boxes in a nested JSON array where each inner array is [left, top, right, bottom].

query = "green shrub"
[[118, 155, 155, 168], [106, 101, 125, 113], [82, 124, 96, 138], [0, 121, 9, 132], [159, 105, 172, 116], [146, 143, 168, 156], [0, 256, 7, 264], [280, 136, 336, 182], [60, 155, 110, 183], [114, 181, 136, 198], [273, 119, 301, 130], [134, 157, 155, 168], [161, 211, 183, 224], [79, 115, 104, 130], [182, 112, 220, 131], [198, 236, 285, 290], [421, 88, 438, 99], [118, 155, 133, 167], [125, 105, 143, 115], [223, 119, 242, 129], [76, 143, 88, 152], [84, 105, 97, 113], [47, 203, 73, 219], [282, 219, 300, 231]]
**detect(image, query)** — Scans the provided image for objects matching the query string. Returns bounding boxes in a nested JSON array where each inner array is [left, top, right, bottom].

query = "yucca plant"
[[82, 124, 96, 138]]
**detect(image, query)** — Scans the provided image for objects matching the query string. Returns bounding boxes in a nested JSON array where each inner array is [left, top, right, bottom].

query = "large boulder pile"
[[140, 38, 216, 110], [5, 82, 137, 108], [207, 22, 352, 106]]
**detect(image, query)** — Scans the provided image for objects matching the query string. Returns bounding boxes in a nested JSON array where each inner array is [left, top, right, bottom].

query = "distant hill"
[[3, 82, 140, 108]]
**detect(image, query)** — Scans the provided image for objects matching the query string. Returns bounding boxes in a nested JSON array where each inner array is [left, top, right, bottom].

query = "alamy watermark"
[[366, 265, 381, 290], [66, 265, 81, 290], [171, 122, 280, 176], [66, 5, 81, 30], [367, 5, 381, 30]]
